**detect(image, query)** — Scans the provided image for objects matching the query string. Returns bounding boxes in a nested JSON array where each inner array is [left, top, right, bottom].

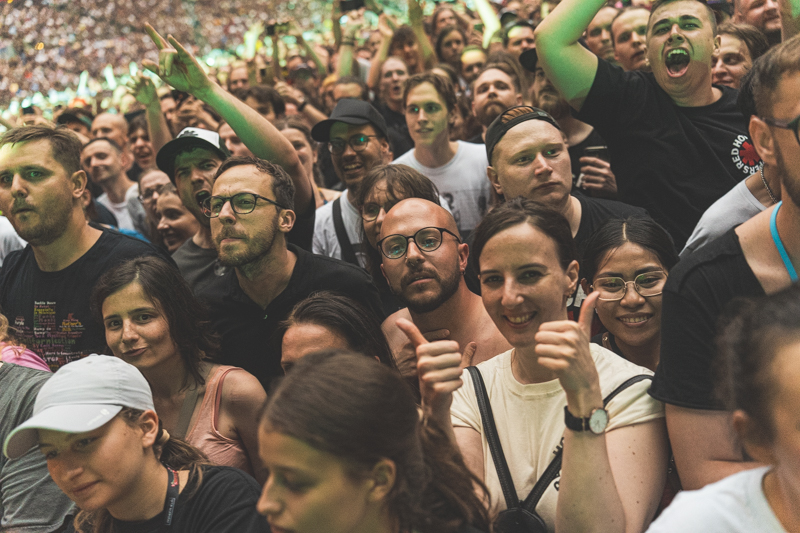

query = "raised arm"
[[408, 0, 436, 69], [142, 24, 314, 214], [780, 0, 800, 40], [537, 293, 665, 532], [533, 0, 603, 110], [337, 12, 361, 79], [127, 74, 173, 154], [469, 0, 502, 49], [367, 16, 395, 90]]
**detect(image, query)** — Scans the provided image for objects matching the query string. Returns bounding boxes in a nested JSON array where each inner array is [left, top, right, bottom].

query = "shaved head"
[[380, 198, 459, 241], [379, 198, 465, 314], [91, 113, 130, 149]]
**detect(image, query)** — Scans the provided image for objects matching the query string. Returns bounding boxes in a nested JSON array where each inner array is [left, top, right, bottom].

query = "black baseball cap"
[[311, 99, 390, 143], [156, 127, 231, 182], [485, 106, 562, 163]]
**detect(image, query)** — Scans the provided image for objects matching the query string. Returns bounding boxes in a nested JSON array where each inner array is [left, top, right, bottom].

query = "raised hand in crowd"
[[142, 23, 313, 213], [396, 318, 472, 428]]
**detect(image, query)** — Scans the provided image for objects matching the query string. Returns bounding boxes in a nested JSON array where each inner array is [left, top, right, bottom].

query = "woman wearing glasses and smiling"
[[580, 217, 679, 371]]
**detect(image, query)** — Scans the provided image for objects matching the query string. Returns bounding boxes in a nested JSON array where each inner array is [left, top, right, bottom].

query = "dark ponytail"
[[262, 350, 491, 533], [73, 409, 212, 533]]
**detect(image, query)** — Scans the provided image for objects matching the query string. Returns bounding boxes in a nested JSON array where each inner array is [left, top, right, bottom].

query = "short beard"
[[476, 101, 507, 127], [216, 217, 278, 272], [393, 267, 461, 314], [10, 199, 73, 246], [536, 94, 571, 121]]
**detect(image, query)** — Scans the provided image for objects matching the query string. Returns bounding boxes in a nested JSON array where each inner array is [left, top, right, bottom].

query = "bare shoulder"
[[219, 368, 267, 409], [382, 308, 412, 349]]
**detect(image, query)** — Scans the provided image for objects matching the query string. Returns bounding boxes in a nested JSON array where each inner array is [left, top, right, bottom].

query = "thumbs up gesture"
[[534, 291, 603, 407], [396, 318, 471, 423]]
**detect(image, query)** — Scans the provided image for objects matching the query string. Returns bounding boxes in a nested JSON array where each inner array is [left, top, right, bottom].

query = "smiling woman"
[[2, 355, 269, 533], [450, 198, 668, 533], [90, 256, 268, 484], [580, 217, 679, 371]]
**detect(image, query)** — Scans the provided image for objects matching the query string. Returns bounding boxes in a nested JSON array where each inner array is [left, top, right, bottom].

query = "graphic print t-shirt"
[[576, 60, 759, 249], [0, 227, 166, 370]]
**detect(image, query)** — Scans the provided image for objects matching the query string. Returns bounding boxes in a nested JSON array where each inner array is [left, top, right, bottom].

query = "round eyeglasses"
[[591, 271, 668, 301], [328, 134, 379, 155], [202, 192, 286, 218], [378, 226, 461, 259]]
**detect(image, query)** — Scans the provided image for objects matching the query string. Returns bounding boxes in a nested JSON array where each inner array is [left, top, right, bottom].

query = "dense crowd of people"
[[1, 0, 799, 531]]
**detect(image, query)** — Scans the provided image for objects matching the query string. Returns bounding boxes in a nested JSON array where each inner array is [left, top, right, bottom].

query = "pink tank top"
[[185, 366, 254, 476]]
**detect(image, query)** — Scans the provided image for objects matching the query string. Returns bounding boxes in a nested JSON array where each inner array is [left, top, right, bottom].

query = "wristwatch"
[[564, 406, 609, 435]]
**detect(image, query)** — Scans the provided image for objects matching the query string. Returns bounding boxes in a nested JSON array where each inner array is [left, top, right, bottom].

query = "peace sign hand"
[[142, 24, 214, 98], [397, 318, 470, 423], [534, 291, 602, 407]]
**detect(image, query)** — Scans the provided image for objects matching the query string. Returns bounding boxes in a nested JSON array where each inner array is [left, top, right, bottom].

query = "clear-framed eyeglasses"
[[591, 271, 668, 301]]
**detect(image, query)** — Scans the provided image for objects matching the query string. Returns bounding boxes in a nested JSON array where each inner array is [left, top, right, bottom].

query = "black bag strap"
[[332, 197, 359, 266], [468, 365, 653, 513], [467, 365, 521, 509]]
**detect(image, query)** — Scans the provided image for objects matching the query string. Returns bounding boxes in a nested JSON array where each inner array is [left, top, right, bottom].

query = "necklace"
[[761, 164, 778, 205]]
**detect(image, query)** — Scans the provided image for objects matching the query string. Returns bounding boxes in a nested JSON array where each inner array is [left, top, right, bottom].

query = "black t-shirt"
[[577, 60, 758, 249], [0, 226, 170, 370], [110, 466, 268, 533], [574, 191, 649, 253], [197, 244, 385, 389], [288, 195, 315, 252], [376, 102, 415, 159], [568, 127, 607, 183], [650, 229, 764, 409]]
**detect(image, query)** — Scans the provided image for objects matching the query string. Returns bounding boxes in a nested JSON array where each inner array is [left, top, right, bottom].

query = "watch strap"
[[564, 374, 654, 432], [563, 405, 591, 431]]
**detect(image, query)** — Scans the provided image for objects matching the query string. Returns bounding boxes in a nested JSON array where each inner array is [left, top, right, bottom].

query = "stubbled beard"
[[536, 93, 570, 121], [392, 267, 461, 314], [477, 100, 508, 128], [216, 218, 278, 270], [776, 142, 800, 209]]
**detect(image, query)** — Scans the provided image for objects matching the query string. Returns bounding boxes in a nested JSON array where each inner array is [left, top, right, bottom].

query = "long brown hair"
[[74, 408, 211, 532], [261, 351, 491, 533], [90, 256, 219, 390]]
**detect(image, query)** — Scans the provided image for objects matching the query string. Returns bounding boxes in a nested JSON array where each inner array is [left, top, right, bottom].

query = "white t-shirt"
[[97, 184, 139, 232], [682, 179, 766, 256], [646, 467, 786, 533], [450, 345, 664, 530], [392, 141, 491, 236], [312, 189, 368, 268], [0, 216, 25, 267]]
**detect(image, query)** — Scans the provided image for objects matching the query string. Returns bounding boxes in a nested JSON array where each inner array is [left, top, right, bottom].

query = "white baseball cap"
[[3, 355, 155, 459]]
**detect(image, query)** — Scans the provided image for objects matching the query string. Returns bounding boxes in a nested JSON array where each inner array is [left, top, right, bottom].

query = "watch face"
[[589, 408, 609, 434]]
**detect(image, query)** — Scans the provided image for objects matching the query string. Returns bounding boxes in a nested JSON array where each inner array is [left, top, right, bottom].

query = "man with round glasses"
[[379, 198, 510, 378], [311, 99, 393, 267], [195, 155, 383, 389]]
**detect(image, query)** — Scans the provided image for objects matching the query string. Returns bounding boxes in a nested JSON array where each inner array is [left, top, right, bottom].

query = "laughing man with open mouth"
[[533, 0, 759, 251]]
